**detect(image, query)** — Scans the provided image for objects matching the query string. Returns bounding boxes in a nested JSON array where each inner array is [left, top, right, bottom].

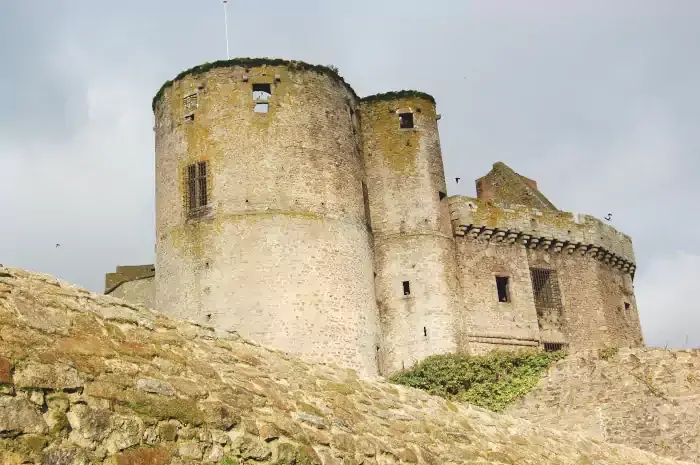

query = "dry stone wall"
[[0, 267, 690, 465], [508, 348, 700, 463]]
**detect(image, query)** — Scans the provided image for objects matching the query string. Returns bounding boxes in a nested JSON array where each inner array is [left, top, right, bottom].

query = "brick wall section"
[[508, 348, 700, 463], [360, 96, 463, 374], [154, 64, 380, 377], [455, 238, 540, 355]]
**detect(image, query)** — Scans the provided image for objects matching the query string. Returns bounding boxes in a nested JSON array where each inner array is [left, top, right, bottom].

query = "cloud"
[[636, 251, 700, 348]]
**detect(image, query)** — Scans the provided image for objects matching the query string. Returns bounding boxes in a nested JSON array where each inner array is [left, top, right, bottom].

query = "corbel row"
[[456, 224, 636, 278]]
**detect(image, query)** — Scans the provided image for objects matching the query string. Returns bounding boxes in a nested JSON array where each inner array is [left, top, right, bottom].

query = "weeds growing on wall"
[[152, 57, 356, 111], [389, 349, 567, 412], [361, 90, 436, 105]]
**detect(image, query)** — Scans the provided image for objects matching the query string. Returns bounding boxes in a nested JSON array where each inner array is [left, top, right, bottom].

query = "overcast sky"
[[0, 1, 697, 348]]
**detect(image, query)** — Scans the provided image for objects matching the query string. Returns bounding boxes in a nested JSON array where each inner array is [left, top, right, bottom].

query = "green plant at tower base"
[[389, 349, 567, 412]]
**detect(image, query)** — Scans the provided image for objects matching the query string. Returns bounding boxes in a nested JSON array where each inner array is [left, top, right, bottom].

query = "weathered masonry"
[[106, 58, 643, 377]]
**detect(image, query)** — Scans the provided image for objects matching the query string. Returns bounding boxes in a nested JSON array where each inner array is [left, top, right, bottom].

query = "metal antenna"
[[223, 1, 230, 59]]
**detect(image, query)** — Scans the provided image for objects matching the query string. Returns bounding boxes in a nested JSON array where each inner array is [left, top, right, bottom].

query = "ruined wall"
[[454, 238, 540, 355], [107, 276, 155, 309], [449, 196, 643, 351], [508, 348, 700, 463], [0, 268, 686, 465], [360, 95, 462, 374], [154, 62, 380, 377]]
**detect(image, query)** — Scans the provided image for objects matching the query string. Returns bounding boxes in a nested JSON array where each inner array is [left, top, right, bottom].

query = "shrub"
[[389, 349, 567, 412]]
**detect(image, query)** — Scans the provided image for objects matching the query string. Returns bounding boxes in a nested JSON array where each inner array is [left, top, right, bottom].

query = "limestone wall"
[[508, 348, 700, 463], [360, 95, 463, 374], [154, 62, 380, 376], [107, 276, 155, 309], [0, 268, 689, 465]]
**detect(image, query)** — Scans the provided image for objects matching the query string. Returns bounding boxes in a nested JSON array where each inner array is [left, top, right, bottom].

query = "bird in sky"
[[455, 177, 461, 184], [604, 213, 612, 221]]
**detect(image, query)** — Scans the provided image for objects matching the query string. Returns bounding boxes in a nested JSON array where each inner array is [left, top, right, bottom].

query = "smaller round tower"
[[360, 92, 464, 374]]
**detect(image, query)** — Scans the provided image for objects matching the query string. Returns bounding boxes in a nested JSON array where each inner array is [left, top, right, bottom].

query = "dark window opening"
[[186, 161, 209, 213], [439, 191, 447, 201], [624, 302, 630, 311], [399, 112, 414, 129], [206, 314, 212, 320], [544, 342, 565, 352], [254, 103, 269, 113], [423, 326, 427, 337], [252, 83, 272, 101], [362, 182, 372, 230], [402, 281, 411, 296], [183, 93, 198, 118], [184, 114, 195, 122], [496, 276, 510, 302]]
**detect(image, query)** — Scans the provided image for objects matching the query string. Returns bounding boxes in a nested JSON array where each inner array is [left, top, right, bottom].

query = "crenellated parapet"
[[449, 196, 636, 278]]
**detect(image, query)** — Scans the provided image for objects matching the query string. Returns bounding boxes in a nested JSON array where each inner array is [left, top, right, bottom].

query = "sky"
[[0, 0, 698, 348]]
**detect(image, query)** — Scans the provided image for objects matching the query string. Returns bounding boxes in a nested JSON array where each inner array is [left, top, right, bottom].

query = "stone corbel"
[[506, 232, 519, 244], [478, 228, 494, 241], [527, 237, 540, 249], [552, 240, 565, 253]]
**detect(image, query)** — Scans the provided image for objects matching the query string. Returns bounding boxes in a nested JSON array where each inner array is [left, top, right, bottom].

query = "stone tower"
[[360, 93, 463, 374], [153, 60, 380, 376]]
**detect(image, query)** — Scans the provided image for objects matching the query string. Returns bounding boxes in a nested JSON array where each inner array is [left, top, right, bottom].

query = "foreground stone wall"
[[508, 348, 700, 463], [0, 268, 689, 465]]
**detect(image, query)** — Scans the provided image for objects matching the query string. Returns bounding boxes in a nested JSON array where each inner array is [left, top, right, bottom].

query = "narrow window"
[[362, 182, 371, 230], [496, 276, 510, 302], [399, 112, 414, 129], [254, 103, 269, 113], [439, 191, 447, 201], [183, 93, 198, 120], [402, 281, 411, 296], [624, 302, 630, 311], [423, 326, 427, 337], [186, 161, 209, 213]]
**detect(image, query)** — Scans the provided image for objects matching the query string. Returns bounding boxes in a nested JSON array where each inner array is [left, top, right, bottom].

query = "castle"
[[105, 58, 643, 378]]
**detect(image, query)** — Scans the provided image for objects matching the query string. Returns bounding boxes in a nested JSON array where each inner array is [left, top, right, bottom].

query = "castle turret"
[[153, 59, 380, 376], [360, 92, 464, 374]]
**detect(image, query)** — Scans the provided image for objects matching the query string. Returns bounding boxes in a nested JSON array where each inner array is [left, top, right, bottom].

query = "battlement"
[[104, 264, 155, 294], [449, 196, 636, 277]]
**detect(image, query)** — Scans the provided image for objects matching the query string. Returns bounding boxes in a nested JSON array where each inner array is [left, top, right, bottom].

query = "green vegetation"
[[152, 57, 356, 111], [361, 90, 436, 105], [220, 458, 238, 465], [598, 347, 619, 360], [389, 349, 567, 412]]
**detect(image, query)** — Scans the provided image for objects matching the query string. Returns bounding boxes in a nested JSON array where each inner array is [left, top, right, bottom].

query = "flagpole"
[[223, 1, 230, 59]]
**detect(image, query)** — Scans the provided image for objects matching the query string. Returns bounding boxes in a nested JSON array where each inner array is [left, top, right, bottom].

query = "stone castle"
[[105, 58, 644, 378]]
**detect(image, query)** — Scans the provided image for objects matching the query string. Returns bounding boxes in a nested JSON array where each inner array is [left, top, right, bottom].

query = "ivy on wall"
[[389, 349, 567, 412]]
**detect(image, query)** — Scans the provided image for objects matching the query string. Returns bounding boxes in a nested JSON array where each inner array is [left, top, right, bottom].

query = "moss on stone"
[[153, 57, 357, 111], [361, 90, 436, 105]]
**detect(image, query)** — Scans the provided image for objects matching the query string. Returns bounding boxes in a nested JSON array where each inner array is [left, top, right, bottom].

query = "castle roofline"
[[361, 90, 436, 105], [152, 57, 358, 111], [152, 58, 437, 112]]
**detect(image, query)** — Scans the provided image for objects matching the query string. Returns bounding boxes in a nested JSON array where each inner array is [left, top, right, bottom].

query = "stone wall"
[[360, 95, 463, 374], [0, 268, 689, 465], [107, 276, 155, 309], [450, 195, 643, 351], [154, 62, 380, 377], [508, 348, 700, 463]]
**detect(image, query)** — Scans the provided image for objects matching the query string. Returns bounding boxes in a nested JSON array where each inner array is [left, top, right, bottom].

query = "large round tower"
[[360, 92, 464, 374], [153, 59, 380, 376]]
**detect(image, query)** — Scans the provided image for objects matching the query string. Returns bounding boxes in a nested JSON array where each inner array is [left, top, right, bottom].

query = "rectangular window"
[[254, 103, 269, 113], [186, 161, 209, 213], [399, 112, 414, 129], [496, 276, 510, 302], [544, 342, 565, 352], [402, 281, 411, 296], [439, 191, 447, 201], [624, 302, 630, 311], [530, 268, 563, 314], [252, 83, 272, 101], [183, 93, 198, 118]]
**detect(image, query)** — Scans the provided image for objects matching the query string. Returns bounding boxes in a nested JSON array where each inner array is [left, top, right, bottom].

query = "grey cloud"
[[0, 0, 698, 347]]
